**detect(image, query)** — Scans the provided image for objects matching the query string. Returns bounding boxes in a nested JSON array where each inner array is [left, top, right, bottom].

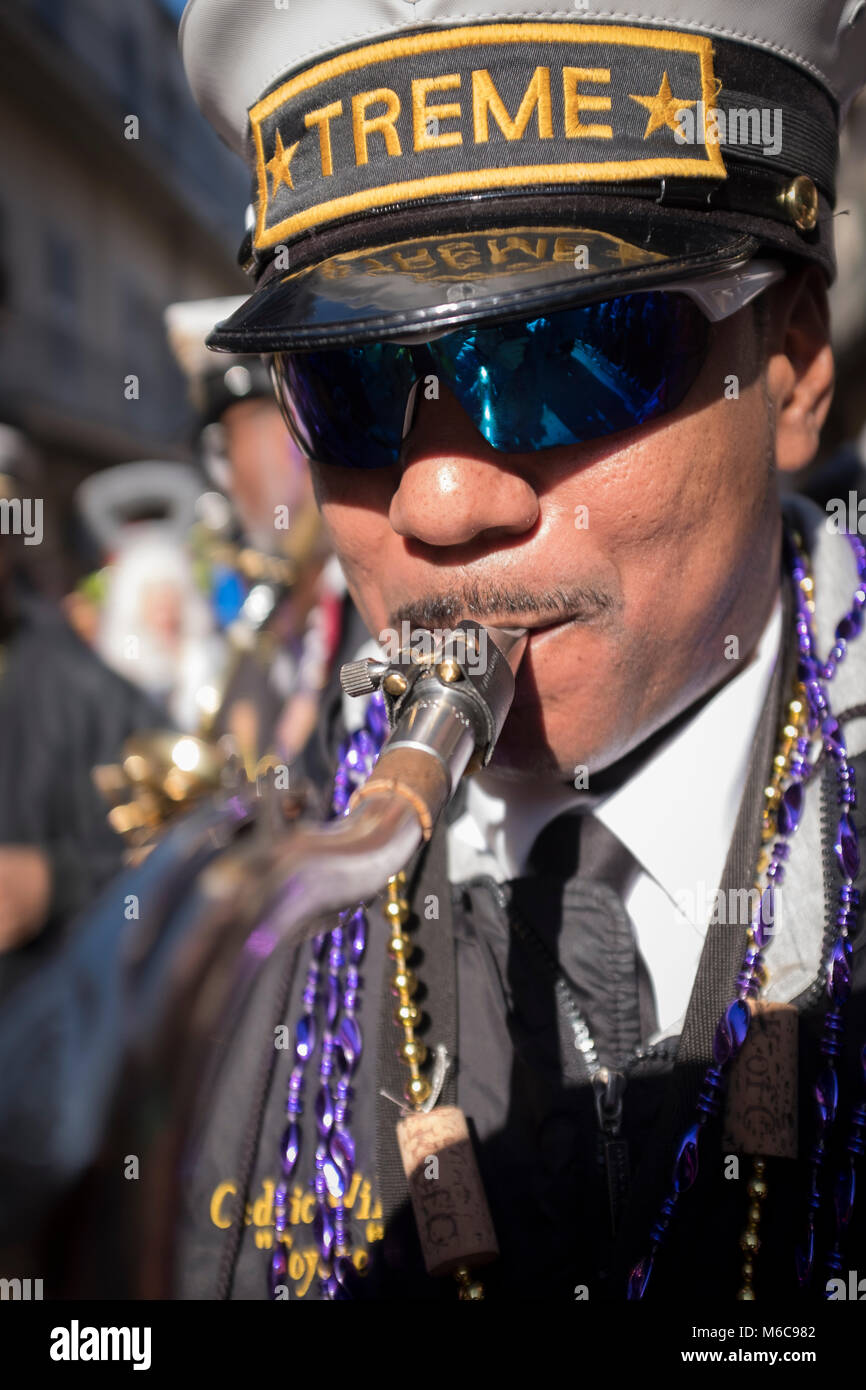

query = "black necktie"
[[528, 808, 638, 886], [521, 810, 659, 1052], [506, 810, 658, 1241]]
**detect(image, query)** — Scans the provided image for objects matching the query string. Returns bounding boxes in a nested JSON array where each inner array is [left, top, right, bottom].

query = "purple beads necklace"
[[791, 529, 864, 1291], [270, 691, 389, 1300], [826, 1042, 866, 1285], [628, 525, 866, 1300]]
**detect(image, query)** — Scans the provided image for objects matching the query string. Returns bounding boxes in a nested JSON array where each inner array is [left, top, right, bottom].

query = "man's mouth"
[[392, 583, 615, 638], [527, 617, 567, 639], [488, 612, 581, 642]]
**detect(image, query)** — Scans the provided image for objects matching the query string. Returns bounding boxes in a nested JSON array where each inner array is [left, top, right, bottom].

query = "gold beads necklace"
[[383, 872, 488, 1298], [384, 871, 431, 1108]]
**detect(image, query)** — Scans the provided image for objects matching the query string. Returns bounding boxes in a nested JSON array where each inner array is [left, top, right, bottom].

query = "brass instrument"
[[66, 621, 527, 1296]]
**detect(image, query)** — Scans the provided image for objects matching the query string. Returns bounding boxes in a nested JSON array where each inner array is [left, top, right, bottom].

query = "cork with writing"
[[396, 1105, 499, 1277], [723, 1000, 798, 1158]]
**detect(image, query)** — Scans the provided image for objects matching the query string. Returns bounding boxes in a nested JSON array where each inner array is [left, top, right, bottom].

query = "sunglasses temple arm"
[[402, 376, 422, 445], [674, 260, 786, 322]]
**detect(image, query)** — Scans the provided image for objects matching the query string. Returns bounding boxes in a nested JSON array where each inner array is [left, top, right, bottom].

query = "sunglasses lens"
[[274, 291, 709, 467], [274, 343, 412, 469], [433, 292, 709, 452]]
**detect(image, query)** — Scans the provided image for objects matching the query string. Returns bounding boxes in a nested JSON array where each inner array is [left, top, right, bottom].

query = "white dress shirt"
[[446, 599, 783, 1042]]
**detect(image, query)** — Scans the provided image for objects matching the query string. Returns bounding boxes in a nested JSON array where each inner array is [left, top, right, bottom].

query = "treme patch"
[[250, 22, 725, 247], [49, 1321, 152, 1371]]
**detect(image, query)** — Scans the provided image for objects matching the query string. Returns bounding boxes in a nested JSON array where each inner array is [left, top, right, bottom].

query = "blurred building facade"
[[0, 0, 249, 585]]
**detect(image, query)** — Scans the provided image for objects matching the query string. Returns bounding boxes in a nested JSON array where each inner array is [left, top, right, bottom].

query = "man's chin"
[[489, 673, 651, 783], [486, 707, 575, 782], [492, 644, 619, 781]]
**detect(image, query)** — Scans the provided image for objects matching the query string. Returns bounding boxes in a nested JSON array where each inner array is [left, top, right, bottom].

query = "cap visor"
[[209, 208, 758, 352]]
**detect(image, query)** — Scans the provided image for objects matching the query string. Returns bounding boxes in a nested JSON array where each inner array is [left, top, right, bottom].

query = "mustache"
[[392, 582, 616, 629]]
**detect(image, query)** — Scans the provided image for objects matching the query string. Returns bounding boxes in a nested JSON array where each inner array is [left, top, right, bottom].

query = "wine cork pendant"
[[723, 999, 798, 1158], [396, 1105, 499, 1278]]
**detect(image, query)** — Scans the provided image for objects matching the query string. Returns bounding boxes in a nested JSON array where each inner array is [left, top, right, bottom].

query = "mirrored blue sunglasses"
[[270, 261, 784, 470]]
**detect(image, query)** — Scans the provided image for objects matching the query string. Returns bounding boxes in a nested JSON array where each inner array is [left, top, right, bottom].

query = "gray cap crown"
[[181, 0, 866, 157]]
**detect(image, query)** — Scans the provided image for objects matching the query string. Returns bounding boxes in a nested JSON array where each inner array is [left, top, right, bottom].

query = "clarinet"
[[64, 622, 526, 1295]]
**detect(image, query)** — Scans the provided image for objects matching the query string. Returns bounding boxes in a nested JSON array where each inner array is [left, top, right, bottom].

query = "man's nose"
[[388, 383, 539, 548]]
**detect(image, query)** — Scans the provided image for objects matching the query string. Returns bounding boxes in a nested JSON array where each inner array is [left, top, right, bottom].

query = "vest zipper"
[[806, 759, 842, 1006]]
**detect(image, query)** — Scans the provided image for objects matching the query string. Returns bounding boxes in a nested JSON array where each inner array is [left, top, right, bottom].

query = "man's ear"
[[764, 265, 834, 474]]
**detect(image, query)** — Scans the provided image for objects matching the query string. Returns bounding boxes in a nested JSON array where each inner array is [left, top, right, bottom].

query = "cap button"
[[779, 175, 819, 232]]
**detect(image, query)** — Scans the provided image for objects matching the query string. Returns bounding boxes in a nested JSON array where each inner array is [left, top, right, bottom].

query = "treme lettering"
[[295, 66, 613, 179], [249, 25, 724, 244]]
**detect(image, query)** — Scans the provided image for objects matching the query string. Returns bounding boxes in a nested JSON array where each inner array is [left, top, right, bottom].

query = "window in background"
[[44, 231, 81, 387], [45, 228, 79, 312], [34, 0, 66, 35], [117, 22, 141, 115], [0, 203, 7, 312]]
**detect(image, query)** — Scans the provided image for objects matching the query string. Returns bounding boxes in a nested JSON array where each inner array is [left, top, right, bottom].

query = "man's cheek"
[[327, 547, 389, 635], [583, 431, 707, 543], [319, 503, 368, 565]]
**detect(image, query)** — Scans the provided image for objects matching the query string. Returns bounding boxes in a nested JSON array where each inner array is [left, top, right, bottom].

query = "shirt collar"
[[449, 596, 783, 897], [593, 596, 782, 906]]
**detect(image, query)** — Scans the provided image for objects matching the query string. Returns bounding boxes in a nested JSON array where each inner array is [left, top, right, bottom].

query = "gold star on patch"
[[266, 129, 299, 197], [629, 72, 696, 138]]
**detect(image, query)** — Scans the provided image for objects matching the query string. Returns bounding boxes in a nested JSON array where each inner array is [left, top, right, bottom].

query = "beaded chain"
[[825, 1041, 866, 1284], [627, 526, 866, 1300], [734, 676, 811, 1299], [269, 691, 390, 1301], [383, 871, 432, 1107], [381, 872, 488, 1299], [792, 527, 864, 1293]]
